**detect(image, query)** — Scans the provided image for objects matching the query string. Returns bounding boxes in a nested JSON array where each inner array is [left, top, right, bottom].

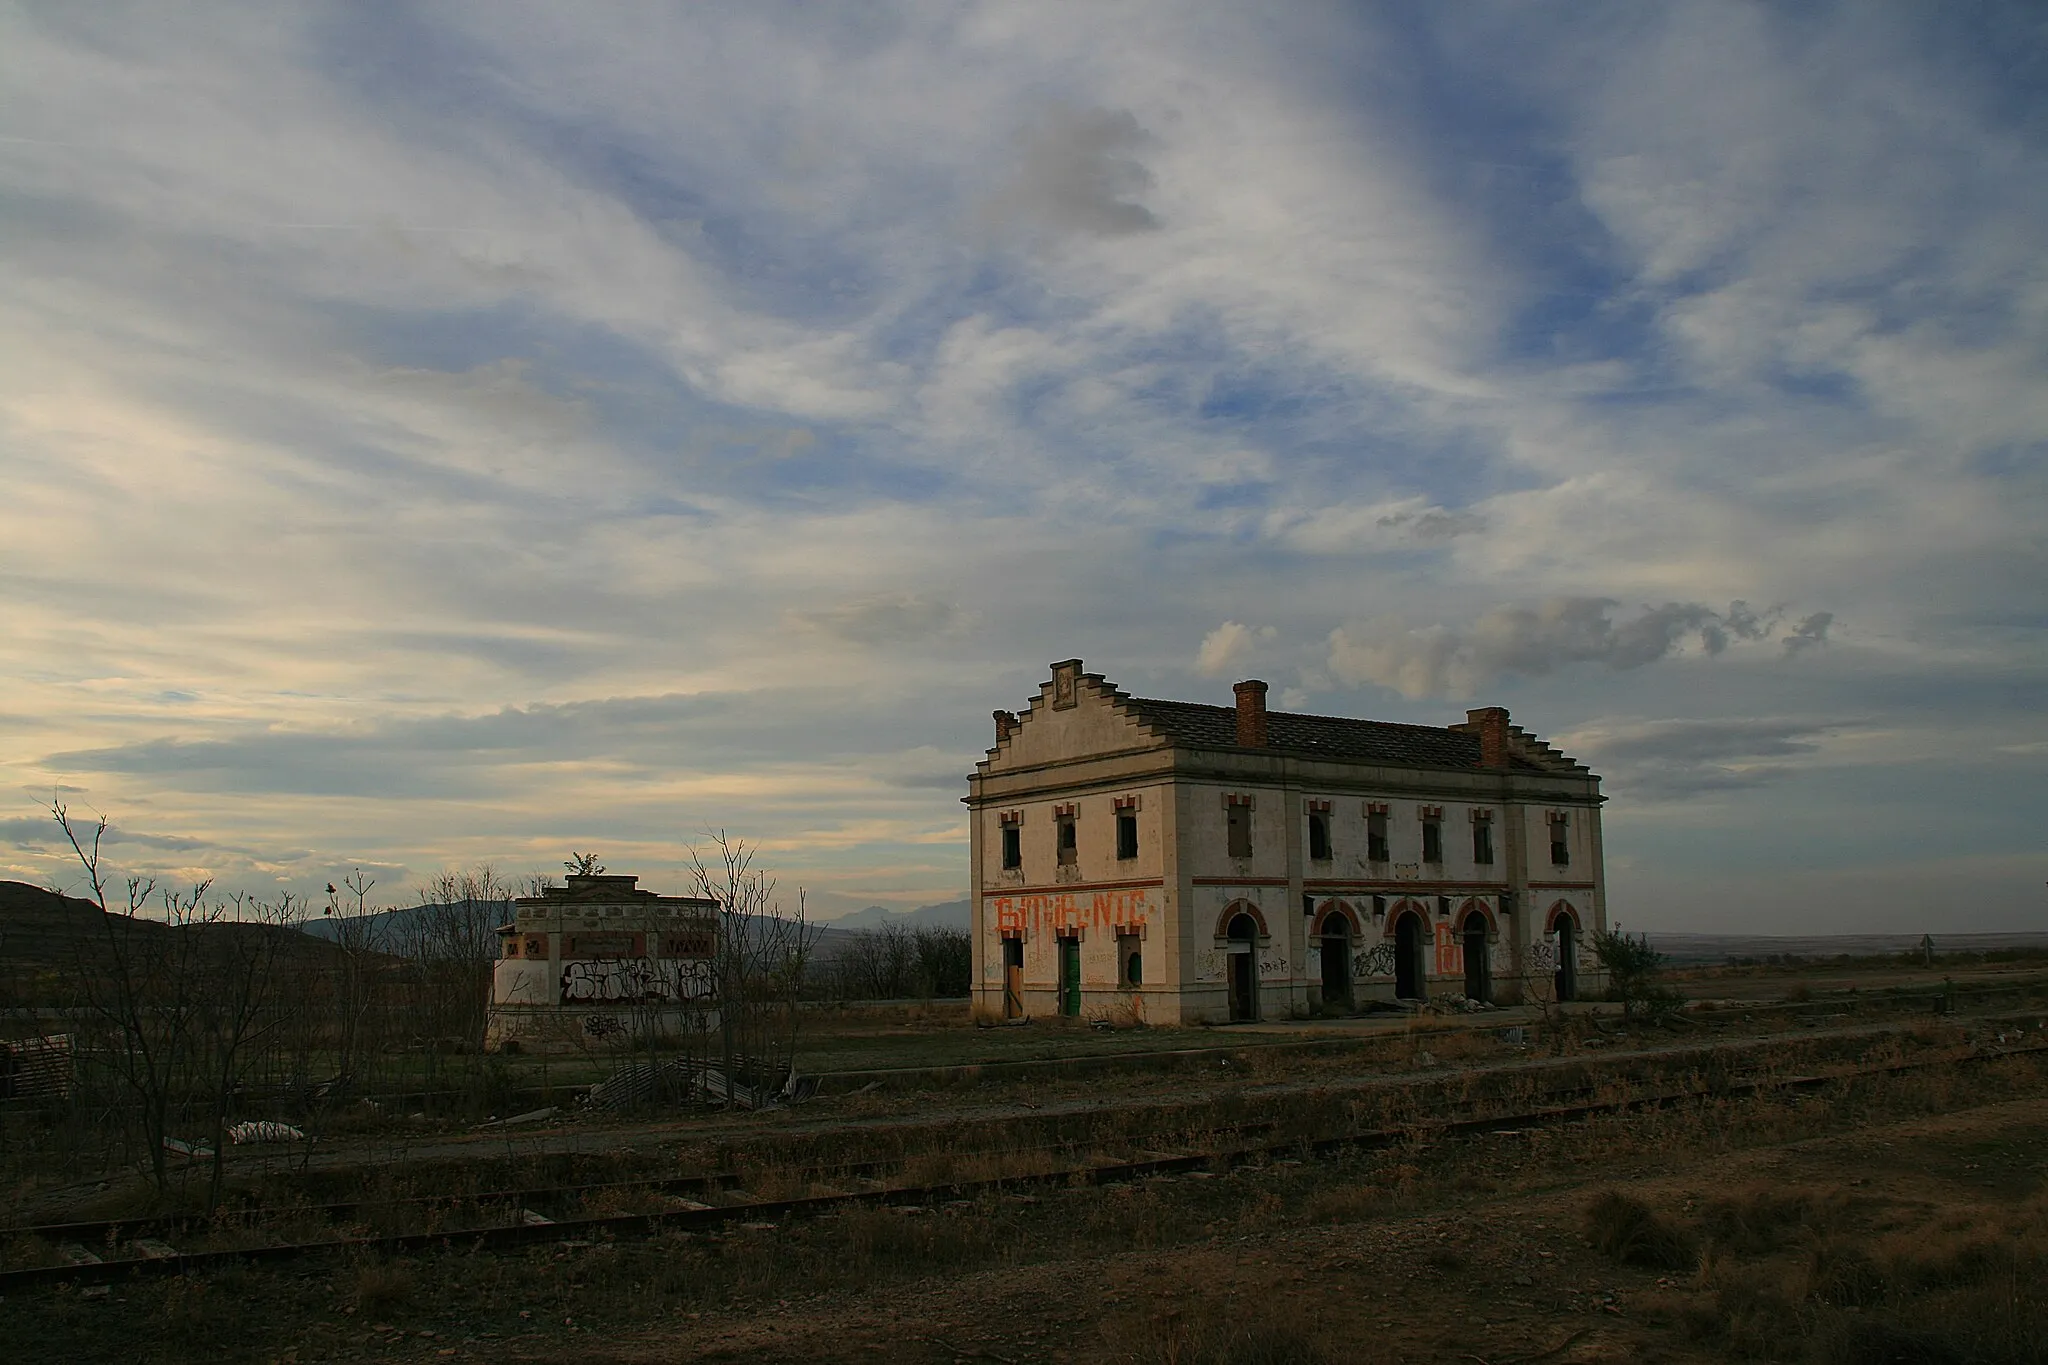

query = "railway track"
[[6, 1032, 2044, 1292], [10, 1010, 2016, 1250]]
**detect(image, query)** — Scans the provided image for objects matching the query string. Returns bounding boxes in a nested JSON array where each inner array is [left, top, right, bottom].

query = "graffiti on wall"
[[988, 887, 1154, 936], [560, 957, 716, 1005], [1354, 942, 1397, 978], [1434, 935, 1465, 977], [1523, 943, 1557, 974]]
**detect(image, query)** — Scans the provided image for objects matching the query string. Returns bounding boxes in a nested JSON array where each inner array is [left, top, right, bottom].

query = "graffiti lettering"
[[560, 957, 715, 1005], [989, 888, 1154, 936], [1523, 943, 1557, 974], [1354, 942, 1397, 978], [1258, 955, 1290, 976]]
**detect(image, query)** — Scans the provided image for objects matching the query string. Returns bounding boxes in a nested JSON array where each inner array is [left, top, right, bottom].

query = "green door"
[[1059, 937, 1082, 1017]]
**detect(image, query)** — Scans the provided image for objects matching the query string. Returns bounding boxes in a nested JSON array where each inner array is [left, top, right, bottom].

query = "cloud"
[[789, 594, 957, 646], [983, 105, 1161, 239], [1326, 599, 1808, 699], [0, 6, 2041, 927], [1781, 611, 1833, 656], [1555, 716, 1841, 800], [1195, 620, 1274, 677]]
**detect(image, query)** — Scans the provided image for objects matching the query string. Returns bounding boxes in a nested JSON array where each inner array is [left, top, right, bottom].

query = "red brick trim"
[[984, 876, 1166, 894], [1312, 900, 1363, 938], [1214, 899, 1270, 940]]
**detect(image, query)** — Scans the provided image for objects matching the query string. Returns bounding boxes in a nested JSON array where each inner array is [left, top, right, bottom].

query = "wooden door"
[[1058, 937, 1081, 1017], [1003, 937, 1024, 1018]]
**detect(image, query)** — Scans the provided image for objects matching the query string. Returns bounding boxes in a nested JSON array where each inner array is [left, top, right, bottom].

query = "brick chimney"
[[992, 710, 1019, 744], [1234, 679, 1269, 747], [1467, 706, 1511, 769]]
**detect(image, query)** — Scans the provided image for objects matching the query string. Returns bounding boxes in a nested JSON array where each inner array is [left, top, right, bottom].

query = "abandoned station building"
[[968, 660, 1607, 1025], [489, 873, 720, 1048]]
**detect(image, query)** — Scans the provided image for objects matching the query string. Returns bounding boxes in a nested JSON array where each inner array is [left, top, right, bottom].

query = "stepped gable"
[[1501, 722, 1590, 774]]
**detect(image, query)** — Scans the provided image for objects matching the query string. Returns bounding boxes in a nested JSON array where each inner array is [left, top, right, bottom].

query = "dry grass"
[[351, 1259, 415, 1314], [1604, 1178, 2048, 1363], [1584, 1189, 1698, 1270], [1111, 1297, 1347, 1365]]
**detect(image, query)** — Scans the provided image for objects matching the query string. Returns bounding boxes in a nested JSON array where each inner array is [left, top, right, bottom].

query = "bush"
[[1584, 1190, 1698, 1270], [1594, 929, 1682, 1019]]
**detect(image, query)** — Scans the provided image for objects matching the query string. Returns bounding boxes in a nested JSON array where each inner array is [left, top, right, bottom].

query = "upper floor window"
[[1549, 812, 1570, 867], [1116, 810, 1139, 860], [1421, 818, 1443, 864], [1366, 809, 1389, 862], [1226, 801, 1253, 859], [1472, 815, 1495, 866], [1307, 811, 1332, 862], [1000, 814, 1022, 870], [1056, 809, 1078, 866]]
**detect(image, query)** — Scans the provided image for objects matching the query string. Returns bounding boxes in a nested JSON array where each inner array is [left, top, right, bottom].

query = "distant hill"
[[298, 901, 509, 950], [0, 879, 351, 976], [819, 899, 970, 932], [1645, 931, 2048, 965]]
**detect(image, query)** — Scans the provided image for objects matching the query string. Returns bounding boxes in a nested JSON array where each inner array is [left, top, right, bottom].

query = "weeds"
[[352, 1258, 415, 1313], [1584, 1190, 1697, 1270]]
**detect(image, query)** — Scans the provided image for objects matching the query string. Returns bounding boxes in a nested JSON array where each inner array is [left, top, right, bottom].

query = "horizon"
[[4, 6, 2045, 934]]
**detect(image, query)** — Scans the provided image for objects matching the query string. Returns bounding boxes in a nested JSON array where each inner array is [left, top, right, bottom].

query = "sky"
[[3, 2, 2044, 931]]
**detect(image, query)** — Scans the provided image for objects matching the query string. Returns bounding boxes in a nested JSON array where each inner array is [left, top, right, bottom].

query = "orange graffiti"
[[1433, 932, 1464, 977], [990, 889, 1154, 935]]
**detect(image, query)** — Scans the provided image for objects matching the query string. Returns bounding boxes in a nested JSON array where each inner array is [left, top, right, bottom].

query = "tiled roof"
[[1122, 697, 1549, 771]]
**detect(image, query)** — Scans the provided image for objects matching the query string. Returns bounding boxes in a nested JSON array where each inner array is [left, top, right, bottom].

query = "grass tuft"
[[1583, 1190, 1698, 1270]]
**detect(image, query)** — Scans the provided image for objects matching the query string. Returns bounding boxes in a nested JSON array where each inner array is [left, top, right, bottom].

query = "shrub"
[[1594, 930, 1683, 1019], [1584, 1190, 1697, 1270]]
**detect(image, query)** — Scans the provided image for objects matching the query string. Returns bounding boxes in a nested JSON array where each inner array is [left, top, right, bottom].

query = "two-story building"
[[489, 872, 721, 1048], [966, 660, 1607, 1024]]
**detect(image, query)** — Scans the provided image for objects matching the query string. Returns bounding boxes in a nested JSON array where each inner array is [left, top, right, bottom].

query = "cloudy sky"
[[3, 3, 2044, 931]]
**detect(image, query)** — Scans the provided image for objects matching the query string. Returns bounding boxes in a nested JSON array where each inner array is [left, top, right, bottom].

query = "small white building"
[[489, 873, 720, 1048], [967, 660, 1608, 1024]]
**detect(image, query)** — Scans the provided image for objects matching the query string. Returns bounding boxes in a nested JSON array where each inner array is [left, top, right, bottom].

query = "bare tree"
[[410, 864, 512, 1061], [190, 888, 305, 1210], [686, 832, 819, 1099], [54, 802, 212, 1201]]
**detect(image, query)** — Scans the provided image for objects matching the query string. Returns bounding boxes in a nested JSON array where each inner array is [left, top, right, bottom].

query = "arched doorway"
[[1227, 913, 1260, 1021], [1462, 912, 1491, 1003], [1318, 910, 1352, 1010], [1393, 911, 1426, 1001], [1552, 908, 1579, 1002]]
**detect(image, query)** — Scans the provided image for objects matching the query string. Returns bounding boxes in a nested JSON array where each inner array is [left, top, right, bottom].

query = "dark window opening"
[[1366, 812, 1389, 862], [1550, 816, 1570, 867], [1307, 812, 1331, 862], [1001, 825, 1021, 870], [1421, 819, 1443, 864], [1056, 814, 1078, 866], [1116, 811, 1138, 860], [1226, 804, 1253, 859], [1118, 933, 1142, 988], [1473, 820, 1494, 865]]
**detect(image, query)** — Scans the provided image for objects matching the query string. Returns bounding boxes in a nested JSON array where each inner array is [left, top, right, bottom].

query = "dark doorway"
[[1554, 916, 1578, 1002], [1058, 936, 1081, 1017], [1394, 911, 1425, 1000], [1462, 912, 1490, 1002], [1002, 936, 1024, 1018], [1320, 915, 1352, 1009], [1227, 913, 1259, 1021]]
